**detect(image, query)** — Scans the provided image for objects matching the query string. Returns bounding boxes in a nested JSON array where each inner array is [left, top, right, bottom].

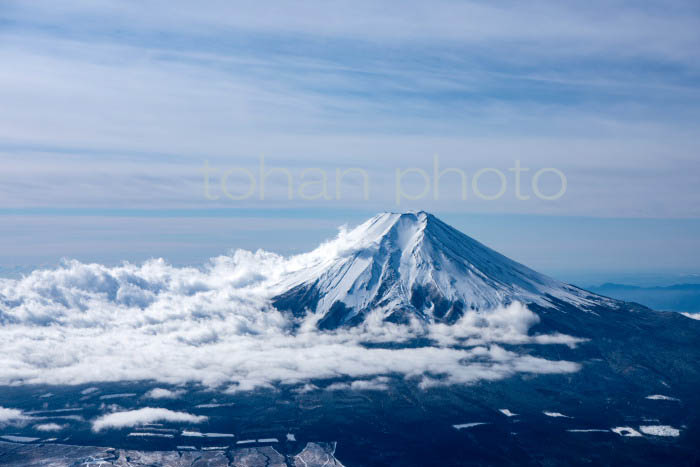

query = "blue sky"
[[1, 0, 699, 282]]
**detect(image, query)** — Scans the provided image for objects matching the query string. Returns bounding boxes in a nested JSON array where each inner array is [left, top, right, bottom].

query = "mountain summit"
[[273, 211, 610, 328]]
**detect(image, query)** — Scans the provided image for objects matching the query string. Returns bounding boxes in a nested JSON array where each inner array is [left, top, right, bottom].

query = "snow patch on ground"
[[639, 425, 680, 437], [127, 432, 175, 438], [499, 409, 518, 417], [99, 393, 136, 400], [645, 394, 680, 401], [453, 423, 488, 429], [181, 430, 234, 438], [611, 427, 643, 437], [26, 408, 81, 414], [0, 435, 39, 442], [543, 411, 571, 418], [194, 402, 234, 408]]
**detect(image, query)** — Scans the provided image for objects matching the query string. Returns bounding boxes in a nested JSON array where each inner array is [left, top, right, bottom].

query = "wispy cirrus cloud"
[[1, 1, 700, 274], [1, 1, 699, 216]]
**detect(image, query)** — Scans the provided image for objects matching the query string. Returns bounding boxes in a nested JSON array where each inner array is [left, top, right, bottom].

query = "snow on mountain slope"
[[272, 211, 616, 328]]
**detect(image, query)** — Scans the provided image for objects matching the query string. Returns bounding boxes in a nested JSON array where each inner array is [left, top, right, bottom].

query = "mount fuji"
[[271, 211, 700, 464], [271, 211, 700, 398], [272, 212, 700, 388], [273, 211, 616, 329], [1, 211, 700, 465]]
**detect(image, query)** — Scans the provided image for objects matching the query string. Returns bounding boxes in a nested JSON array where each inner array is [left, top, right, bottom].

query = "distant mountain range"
[[588, 282, 700, 313]]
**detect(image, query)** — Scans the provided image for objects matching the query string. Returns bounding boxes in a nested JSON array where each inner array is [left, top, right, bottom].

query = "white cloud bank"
[[92, 408, 208, 432], [0, 244, 584, 392], [0, 407, 30, 427]]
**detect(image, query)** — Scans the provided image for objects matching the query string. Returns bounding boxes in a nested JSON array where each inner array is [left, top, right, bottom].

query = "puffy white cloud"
[[0, 407, 30, 427], [424, 302, 587, 348], [327, 377, 391, 391], [92, 408, 208, 432], [34, 423, 65, 432], [292, 384, 320, 394], [144, 388, 185, 399], [0, 250, 583, 393]]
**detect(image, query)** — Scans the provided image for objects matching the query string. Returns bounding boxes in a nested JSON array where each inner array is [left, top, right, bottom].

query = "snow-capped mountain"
[[273, 211, 614, 328]]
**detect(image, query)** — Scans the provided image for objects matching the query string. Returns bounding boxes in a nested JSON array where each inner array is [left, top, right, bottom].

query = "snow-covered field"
[[611, 427, 643, 437], [543, 411, 571, 418], [453, 423, 488, 430], [639, 425, 681, 437], [645, 394, 680, 402]]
